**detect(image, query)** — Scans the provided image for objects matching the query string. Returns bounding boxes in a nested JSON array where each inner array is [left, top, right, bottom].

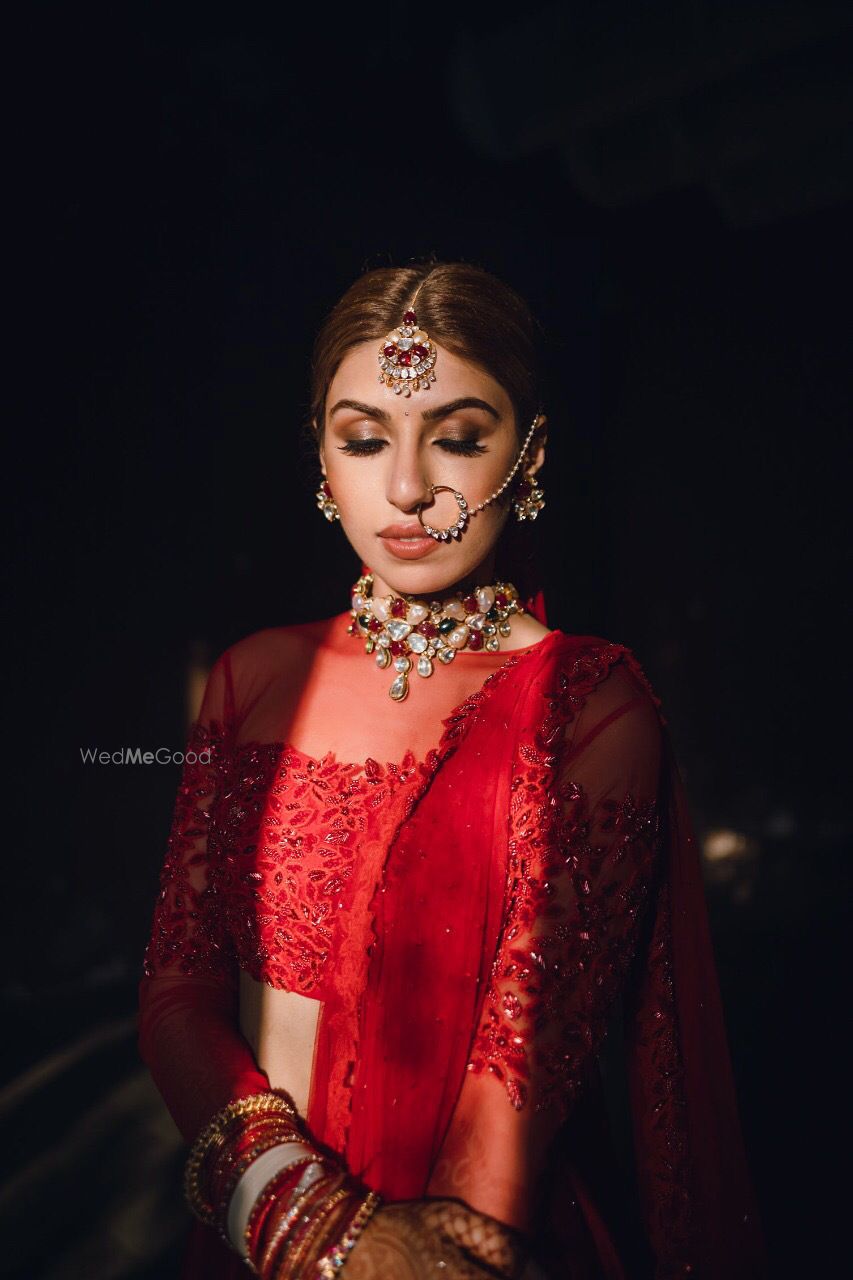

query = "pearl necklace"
[[347, 571, 525, 701]]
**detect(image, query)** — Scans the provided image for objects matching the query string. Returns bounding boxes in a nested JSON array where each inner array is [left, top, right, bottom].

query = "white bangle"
[[226, 1140, 319, 1259]]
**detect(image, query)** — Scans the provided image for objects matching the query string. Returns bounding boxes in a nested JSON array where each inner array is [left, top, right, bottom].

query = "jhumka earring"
[[316, 478, 340, 522], [512, 467, 546, 522]]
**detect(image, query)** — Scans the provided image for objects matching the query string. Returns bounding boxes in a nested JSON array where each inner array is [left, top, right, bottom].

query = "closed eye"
[[337, 439, 487, 457]]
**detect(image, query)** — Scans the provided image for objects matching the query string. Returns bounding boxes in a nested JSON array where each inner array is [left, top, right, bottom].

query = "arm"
[[137, 651, 271, 1145], [428, 655, 664, 1234]]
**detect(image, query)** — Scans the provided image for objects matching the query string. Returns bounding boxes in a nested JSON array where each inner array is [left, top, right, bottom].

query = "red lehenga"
[[137, 590, 766, 1279]]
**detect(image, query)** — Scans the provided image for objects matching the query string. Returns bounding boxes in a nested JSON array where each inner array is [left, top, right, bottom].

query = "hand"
[[340, 1196, 530, 1280]]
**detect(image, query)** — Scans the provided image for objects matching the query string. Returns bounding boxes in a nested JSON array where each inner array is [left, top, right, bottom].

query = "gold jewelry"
[[257, 1164, 340, 1274], [512, 467, 546, 521], [348, 571, 525, 700], [316, 1189, 383, 1277], [183, 1090, 299, 1225], [242, 1154, 319, 1266], [276, 1178, 350, 1278], [316, 477, 340, 522], [378, 306, 437, 396]]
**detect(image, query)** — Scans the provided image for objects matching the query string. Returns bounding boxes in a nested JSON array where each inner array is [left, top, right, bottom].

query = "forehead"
[[328, 339, 511, 412]]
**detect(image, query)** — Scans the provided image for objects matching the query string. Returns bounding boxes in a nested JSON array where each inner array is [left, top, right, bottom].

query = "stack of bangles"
[[183, 1088, 382, 1277]]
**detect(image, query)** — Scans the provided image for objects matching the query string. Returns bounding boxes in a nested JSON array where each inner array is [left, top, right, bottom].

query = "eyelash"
[[338, 439, 487, 457]]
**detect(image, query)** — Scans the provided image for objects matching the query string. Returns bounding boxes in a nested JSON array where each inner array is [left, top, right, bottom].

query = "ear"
[[313, 418, 326, 475], [526, 414, 548, 477]]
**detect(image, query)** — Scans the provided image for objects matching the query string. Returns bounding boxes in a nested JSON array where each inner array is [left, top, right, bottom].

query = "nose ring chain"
[[416, 412, 542, 542]]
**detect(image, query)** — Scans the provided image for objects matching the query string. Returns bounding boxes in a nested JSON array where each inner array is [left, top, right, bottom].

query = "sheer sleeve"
[[136, 649, 271, 1145], [429, 657, 663, 1224], [501, 659, 663, 1117]]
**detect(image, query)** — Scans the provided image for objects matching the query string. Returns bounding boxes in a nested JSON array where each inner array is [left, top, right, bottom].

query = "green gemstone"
[[438, 617, 456, 634], [486, 605, 498, 621], [357, 612, 370, 629]]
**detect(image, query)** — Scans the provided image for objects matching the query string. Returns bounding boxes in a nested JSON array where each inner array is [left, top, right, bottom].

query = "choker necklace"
[[347, 571, 525, 701]]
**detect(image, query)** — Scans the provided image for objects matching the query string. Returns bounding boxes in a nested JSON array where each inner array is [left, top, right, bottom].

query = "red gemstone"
[[383, 343, 397, 358], [403, 310, 417, 325], [468, 631, 484, 650], [495, 593, 508, 608], [516, 480, 531, 495], [412, 343, 429, 361], [419, 620, 438, 638], [462, 594, 478, 613], [322, 481, 332, 497], [398, 350, 412, 366], [390, 640, 405, 656], [368, 617, 382, 632], [390, 598, 406, 617]]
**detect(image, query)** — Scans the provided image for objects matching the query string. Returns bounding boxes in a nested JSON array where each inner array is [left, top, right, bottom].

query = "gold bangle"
[[242, 1154, 319, 1269], [213, 1133, 313, 1244], [257, 1164, 342, 1275], [316, 1189, 382, 1277], [183, 1091, 300, 1224], [279, 1185, 351, 1279], [266, 1170, 346, 1278]]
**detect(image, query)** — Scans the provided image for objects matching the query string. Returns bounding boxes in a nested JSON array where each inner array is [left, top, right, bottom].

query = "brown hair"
[[306, 259, 545, 453]]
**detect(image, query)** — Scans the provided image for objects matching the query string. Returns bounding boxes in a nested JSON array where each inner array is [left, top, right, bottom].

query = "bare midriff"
[[238, 970, 322, 1117]]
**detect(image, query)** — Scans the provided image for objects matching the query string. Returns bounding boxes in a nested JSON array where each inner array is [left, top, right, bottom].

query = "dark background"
[[6, 3, 851, 1276]]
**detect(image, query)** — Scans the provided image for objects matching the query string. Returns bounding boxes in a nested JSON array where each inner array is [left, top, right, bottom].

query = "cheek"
[[326, 466, 376, 516]]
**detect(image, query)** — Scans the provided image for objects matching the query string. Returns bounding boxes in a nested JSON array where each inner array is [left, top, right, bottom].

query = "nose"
[[384, 438, 436, 514]]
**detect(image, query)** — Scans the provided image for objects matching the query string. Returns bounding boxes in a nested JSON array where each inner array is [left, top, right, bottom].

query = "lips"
[[377, 524, 440, 559], [378, 522, 426, 539]]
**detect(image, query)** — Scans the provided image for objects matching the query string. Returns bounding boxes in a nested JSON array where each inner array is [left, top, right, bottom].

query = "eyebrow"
[[328, 396, 501, 424]]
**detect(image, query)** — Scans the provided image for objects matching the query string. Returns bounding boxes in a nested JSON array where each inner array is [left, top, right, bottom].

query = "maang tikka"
[[379, 307, 437, 396]]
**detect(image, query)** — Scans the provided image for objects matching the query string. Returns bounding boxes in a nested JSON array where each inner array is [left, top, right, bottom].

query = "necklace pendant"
[[389, 672, 409, 700]]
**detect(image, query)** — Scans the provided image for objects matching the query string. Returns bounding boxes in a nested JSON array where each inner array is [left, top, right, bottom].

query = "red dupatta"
[[310, 599, 765, 1278]]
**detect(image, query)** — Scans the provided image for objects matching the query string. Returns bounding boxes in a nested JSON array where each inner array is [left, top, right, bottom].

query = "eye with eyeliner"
[[337, 438, 487, 457]]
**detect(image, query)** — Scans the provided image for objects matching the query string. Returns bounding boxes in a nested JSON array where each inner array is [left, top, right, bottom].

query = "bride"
[[138, 260, 766, 1278]]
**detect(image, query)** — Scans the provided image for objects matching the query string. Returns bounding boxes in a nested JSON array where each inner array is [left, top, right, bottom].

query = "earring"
[[316, 478, 340, 522], [512, 469, 545, 522]]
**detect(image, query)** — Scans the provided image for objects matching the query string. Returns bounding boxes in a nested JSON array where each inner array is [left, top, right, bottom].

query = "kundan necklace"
[[347, 570, 525, 701]]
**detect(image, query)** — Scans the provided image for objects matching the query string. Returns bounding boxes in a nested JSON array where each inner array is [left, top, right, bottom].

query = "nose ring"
[[416, 485, 469, 542]]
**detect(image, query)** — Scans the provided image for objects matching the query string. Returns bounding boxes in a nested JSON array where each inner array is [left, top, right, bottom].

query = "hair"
[[304, 258, 549, 599], [307, 259, 545, 452]]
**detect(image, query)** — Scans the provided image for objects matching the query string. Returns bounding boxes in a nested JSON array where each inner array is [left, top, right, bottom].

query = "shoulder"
[[216, 615, 342, 685], [547, 631, 667, 726]]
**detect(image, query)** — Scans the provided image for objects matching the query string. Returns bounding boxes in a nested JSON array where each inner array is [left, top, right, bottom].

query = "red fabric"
[[137, 604, 766, 1279], [523, 587, 548, 627]]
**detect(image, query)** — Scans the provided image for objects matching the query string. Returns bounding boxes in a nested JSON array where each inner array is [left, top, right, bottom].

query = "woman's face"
[[317, 339, 545, 599]]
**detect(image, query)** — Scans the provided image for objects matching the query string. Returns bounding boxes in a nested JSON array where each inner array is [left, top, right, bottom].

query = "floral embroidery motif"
[[466, 644, 664, 1118], [144, 729, 430, 996]]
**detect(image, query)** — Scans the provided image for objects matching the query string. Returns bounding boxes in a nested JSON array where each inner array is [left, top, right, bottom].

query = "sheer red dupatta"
[[624, 726, 767, 1276], [332, 622, 765, 1278]]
